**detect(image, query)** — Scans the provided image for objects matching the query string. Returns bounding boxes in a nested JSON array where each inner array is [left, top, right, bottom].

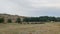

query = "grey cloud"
[[0, 0, 60, 17]]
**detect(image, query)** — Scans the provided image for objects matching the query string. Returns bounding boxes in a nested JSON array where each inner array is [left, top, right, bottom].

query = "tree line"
[[0, 16, 60, 23], [23, 16, 60, 22]]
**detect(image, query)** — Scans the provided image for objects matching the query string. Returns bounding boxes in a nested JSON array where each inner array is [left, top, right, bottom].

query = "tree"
[[48, 17, 56, 22], [16, 18, 21, 23], [8, 19, 12, 23], [0, 18, 4, 23], [55, 17, 60, 22], [23, 18, 30, 22], [39, 16, 49, 22]]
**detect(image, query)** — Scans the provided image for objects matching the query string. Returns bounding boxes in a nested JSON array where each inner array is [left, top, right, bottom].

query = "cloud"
[[0, 0, 60, 17]]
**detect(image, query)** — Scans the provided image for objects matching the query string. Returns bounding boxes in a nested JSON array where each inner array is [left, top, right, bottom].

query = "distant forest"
[[23, 16, 60, 22]]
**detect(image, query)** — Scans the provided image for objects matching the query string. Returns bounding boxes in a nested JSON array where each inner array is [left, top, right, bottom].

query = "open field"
[[0, 22, 60, 34]]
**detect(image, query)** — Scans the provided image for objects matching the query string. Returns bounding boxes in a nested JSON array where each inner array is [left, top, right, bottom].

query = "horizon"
[[0, 13, 60, 17]]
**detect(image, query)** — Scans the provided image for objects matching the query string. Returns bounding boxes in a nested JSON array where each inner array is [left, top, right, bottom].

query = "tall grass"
[[0, 22, 60, 34]]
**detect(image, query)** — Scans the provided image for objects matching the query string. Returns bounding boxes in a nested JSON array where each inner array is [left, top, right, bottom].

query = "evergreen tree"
[[0, 18, 4, 23], [16, 18, 21, 23]]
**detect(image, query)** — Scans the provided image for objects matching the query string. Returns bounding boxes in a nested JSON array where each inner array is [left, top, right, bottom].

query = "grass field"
[[0, 22, 60, 34]]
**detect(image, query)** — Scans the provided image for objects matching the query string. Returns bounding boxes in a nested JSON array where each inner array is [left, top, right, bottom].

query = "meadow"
[[0, 22, 60, 34]]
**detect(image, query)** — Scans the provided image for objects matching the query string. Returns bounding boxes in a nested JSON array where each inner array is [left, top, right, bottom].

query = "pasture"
[[0, 22, 60, 34]]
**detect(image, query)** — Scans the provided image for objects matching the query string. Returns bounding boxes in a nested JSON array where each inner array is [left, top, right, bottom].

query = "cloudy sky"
[[0, 0, 60, 17]]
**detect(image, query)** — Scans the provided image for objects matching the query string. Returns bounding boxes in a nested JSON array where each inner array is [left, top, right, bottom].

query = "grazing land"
[[0, 22, 60, 34]]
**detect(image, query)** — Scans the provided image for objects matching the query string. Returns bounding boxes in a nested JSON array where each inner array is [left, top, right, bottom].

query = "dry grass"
[[0, 22, 60, 34]]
